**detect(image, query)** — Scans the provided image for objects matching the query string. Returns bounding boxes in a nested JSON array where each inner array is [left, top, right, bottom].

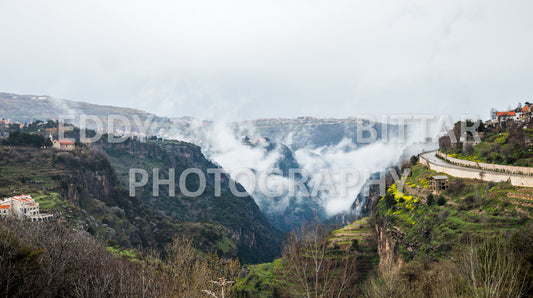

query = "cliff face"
[[52, 148, 178, 249], [99, 138, 284, 263], [241, 141, 325, 232], [368, 159, 533, 272], [1, 144, 280, 263], [374, 216, 404, 269]]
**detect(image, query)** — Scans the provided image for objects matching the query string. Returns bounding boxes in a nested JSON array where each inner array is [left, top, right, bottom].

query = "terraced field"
[[505, 191, 533, 207], [329, 217, 373, 248], [328, 217, 379, 281], [0, 146, 71, 211]]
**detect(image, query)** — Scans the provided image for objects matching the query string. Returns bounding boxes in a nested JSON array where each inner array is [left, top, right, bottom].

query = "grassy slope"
[[378, 163, 532, 261], [447, 124, 533, 166], [235, 162, 533, 295], [0, 146, 72, 212], [327, 217, 379, 281], [234, 217, 377, 296], [0, 145, 239, 258]]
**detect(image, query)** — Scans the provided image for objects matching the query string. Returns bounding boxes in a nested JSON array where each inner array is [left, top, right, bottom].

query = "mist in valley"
[[165, 117, 437, 230]]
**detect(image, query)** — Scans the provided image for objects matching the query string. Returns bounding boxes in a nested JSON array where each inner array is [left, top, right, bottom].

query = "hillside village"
[[490, 102, 533, 126]]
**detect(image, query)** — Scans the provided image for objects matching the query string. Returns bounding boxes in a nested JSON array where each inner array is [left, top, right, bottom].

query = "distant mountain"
[[1, 92, 396, 148], [0, 92, 159, 124], [0, 91, 403, 234], [235, 117, 395, 149]]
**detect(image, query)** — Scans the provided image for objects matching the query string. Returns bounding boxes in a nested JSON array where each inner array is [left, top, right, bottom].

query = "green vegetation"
[[1, 115, 532, 296], [101, 137, 283, 263], [0, 122, 283, 264], [0, 145, 186, 251], [378, 164, 532, 261], [1, 130, 49, 147], [235, 220, 375, 296], [360, 156, 533, 296], [441, 120, 533, 166], [0, 147, 72, 213], [0, 220, 241, 297], [234, 260, 286, 297], [105, 245, 140, 262]]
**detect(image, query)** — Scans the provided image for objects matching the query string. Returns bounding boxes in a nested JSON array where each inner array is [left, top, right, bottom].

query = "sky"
[[0, 0, 532, 121]]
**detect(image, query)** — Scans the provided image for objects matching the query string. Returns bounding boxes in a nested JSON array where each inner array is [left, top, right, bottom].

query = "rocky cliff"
[[98, 137, 284, 263]]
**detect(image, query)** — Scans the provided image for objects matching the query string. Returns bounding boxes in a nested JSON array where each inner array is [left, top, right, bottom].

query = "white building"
[[0, 194, 54, 222], [52, 140, 75, 150], [49, 134, 75, 150]]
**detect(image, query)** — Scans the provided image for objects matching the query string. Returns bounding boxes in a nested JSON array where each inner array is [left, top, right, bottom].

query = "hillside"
[[0, 136, 283, 263], [1, 92, 395, 149], [0, 217, 245, 297], [376, 162, 531, 261], [0, 145, 180, 250], [98, 137, 284, 263], [440, 119, 533, 167], [233, 156, 533, 296], [0, 92, 158, 124]]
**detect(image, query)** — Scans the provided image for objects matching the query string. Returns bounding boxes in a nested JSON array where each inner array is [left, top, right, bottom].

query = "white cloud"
[[0, 0, 532, 119], [165, 119, 436, 217]]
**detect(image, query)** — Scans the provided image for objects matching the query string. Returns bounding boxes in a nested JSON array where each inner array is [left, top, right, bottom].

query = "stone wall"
[[420, 152, 533, 188], [436, 151, 533, 175], [506, 192, 533, 200]]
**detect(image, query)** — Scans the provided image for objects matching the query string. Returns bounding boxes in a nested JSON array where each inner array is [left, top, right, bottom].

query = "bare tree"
[[281, 222, 357, 297], [202, 277, 235, 298], [0, 219, 166, 297], [458, 237, 528, 298], [163, 236, 240, 297], [361, 253, 405, 298]]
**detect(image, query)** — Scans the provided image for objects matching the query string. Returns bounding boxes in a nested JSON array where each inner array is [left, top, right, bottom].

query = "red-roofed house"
[[496, 111, 518, 124], [0, 195, 54, 221], [496, 111, 516, 117], [52, 139, 75, 151], [520, 105, 532, 122]]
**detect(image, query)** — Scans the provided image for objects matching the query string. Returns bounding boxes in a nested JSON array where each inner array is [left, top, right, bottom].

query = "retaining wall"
[[436, 151, 533, 175], [420, 152, 533, 188]]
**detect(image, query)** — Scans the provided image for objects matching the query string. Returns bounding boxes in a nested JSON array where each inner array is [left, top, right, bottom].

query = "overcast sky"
[[0, 0, 532, 120]]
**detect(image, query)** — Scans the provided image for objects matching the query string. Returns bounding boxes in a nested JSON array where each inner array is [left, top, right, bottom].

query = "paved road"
[[420, 150, 533, 187], [420, 150, 480, 173], [421, 150, 532, 177]]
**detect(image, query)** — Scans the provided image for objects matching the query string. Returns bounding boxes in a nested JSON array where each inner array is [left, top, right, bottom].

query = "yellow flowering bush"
[[389, 183, 416, 212]]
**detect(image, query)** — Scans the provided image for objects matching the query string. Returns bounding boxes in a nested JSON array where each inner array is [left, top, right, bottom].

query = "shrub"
[[437, 196, 447, 206], [438, 210, 450, 222], [435, 242, 452, 253], [410, 155, 419, 166], [426, 194, 434, 206], [464, 195, 480, 209], [351, 239, 359, 251], [2, 131, 46, 147], [459, 231, 472, 244], [447, 179, 465, 195], [384, 193, 396, 209]]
